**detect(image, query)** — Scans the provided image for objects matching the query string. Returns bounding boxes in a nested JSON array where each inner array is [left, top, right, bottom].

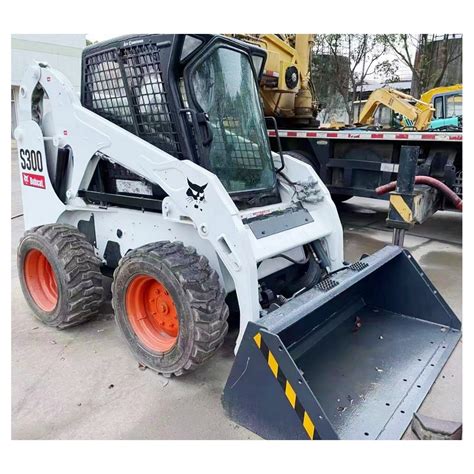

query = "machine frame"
[[15, 36, 343, 349]]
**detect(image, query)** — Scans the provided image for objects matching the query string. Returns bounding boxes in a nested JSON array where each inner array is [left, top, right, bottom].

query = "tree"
[[374, 59, 400, 85], [380, 34, 462, 97], [312, 34, 388, 123]]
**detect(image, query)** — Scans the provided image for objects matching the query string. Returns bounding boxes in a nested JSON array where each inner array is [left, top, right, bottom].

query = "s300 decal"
[[19, 149, 44, 172]]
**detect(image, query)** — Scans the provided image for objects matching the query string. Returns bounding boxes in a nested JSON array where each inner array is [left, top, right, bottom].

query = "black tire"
[[284, 151, 354, 204], [284, 150, 320, 174], [332, 193, 353, 204], [17, 224, 104, 328], [285, 151, 353, 204], [112, 241, 229, 377]]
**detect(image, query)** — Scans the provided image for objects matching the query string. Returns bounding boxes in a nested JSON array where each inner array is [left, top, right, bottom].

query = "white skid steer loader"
[[15, 34, 461, 440]]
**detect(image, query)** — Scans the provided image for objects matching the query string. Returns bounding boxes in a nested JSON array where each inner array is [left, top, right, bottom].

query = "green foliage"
[[379, 34, 462, 96], [374, 60, 400, 84], [312, 34, 388, 123]]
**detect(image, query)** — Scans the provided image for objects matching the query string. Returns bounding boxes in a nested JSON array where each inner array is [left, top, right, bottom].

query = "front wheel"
[[112, 241, 229, 377]]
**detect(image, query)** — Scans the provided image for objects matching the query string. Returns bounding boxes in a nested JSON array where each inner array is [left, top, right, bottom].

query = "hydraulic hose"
[[375, 176, 463, 211]]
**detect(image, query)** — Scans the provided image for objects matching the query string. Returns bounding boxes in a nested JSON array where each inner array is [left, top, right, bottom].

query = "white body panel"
[[15, 63, 343, 349]]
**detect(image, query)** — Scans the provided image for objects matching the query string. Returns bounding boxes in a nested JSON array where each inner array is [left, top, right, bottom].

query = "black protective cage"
[[81, 34, 188, 159], [80, 34, 277, 208]]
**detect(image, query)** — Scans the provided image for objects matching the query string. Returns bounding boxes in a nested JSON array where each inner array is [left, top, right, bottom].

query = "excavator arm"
[[358, 88, 435, 131], [228, 34, 317, 126]]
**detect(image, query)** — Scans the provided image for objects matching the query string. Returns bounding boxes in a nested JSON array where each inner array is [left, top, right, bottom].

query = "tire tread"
[[113, 241, 228, 376], [20, 224, 104, 328]]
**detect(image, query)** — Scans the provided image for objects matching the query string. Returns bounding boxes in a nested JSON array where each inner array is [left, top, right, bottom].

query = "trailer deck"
[[269, 129, 462, 207]]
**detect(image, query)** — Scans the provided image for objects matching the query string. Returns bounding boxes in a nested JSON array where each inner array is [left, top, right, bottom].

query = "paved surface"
[[11, 142, 462, 439]]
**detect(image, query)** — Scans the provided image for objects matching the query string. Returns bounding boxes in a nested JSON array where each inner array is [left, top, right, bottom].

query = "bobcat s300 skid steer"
[[15, 34, 461, 440]]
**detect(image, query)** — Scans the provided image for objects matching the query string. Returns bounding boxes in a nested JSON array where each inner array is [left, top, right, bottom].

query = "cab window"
[[433, 96, 444, 118], [446, 94, 462, 117]]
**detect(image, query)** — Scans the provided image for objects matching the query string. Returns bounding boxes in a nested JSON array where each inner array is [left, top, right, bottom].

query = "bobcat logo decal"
[[186, 179, 208, 210]]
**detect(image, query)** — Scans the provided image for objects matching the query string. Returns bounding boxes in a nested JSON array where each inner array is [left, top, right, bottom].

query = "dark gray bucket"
[[222, 245, 461, 440]]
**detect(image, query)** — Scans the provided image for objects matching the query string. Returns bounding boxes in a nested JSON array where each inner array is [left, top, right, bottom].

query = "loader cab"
[[81, 34, 279, 209], [181, 37, 277, 202]]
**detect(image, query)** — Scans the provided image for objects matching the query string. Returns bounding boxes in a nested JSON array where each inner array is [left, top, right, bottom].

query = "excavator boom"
[[228, 34, 317, 126], [358, 88, 435, 131]]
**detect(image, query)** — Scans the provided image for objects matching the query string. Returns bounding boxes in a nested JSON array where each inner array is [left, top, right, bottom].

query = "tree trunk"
[[411, 36, 424, 97]]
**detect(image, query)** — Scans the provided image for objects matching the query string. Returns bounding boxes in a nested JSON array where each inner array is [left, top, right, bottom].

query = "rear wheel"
[[284, 150, 320, 174], [112, 241, 229, 376], [331, 193, 353, 204], [285, 151, 354, 204], [17, 224, 104, 328]]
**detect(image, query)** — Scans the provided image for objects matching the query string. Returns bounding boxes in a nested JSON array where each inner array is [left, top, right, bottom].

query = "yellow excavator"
[[358, 88, 435, 131], [418, 84, 463, 126], [358, 85, 463, 131], [228, 34, 318, 126], [229, 35, 462, 132]]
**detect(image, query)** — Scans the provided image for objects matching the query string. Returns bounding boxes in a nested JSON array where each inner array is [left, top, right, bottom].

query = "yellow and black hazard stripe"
[[389, 194, 413, 224], [253, 332, 316, 439]]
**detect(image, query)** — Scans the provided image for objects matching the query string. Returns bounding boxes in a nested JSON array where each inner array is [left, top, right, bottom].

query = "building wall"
[[412, 35, 462, 96], [427, 37, 462, 88], [12, 34, 86, 88], [11, 34, 86, 137]]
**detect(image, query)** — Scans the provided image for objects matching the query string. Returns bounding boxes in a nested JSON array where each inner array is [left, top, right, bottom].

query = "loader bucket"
[[222, 246, 461, 440]]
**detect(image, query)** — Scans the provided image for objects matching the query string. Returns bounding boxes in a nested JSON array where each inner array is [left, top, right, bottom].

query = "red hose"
[[375, 176, 463, 211]]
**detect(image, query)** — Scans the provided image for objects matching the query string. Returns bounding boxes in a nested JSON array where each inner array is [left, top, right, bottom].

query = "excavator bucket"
[[222, 245, 461, 440]]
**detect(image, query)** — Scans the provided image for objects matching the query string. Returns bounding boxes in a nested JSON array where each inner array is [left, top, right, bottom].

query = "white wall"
[[11, 34, 86, 90], [11, 34, 86, 137]]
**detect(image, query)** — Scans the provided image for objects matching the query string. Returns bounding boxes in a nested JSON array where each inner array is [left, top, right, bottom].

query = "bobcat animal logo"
[[186, 179, 208, 210]]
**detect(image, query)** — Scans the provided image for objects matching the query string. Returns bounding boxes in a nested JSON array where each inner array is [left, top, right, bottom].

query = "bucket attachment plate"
[[222, 246, 461, 440]]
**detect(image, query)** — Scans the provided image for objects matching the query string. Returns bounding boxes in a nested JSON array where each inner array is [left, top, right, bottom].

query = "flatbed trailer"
[[269, 129, 462, 209]]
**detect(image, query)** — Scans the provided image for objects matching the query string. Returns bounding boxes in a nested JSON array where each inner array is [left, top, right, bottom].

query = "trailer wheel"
[[285, 151, 353, 204], [17, 224, 104, 328], [112, 241, 229, 377], [284, 150, 320, 174], [332, 194, 353, 204]]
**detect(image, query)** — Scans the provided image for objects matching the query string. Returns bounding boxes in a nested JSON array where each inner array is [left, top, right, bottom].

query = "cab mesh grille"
[[82, 43, 182, 158]]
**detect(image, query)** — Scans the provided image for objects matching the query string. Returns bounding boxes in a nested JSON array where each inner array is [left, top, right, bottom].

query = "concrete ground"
[[11, 141, 462, 439]]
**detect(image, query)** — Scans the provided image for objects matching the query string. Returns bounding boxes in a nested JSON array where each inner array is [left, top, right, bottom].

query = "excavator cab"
[[429, 88, 463, 130]]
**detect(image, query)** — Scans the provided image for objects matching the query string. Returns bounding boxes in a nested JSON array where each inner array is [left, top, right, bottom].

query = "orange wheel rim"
[[125, 275, 179, 352], [24, 249, 59, 312]]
